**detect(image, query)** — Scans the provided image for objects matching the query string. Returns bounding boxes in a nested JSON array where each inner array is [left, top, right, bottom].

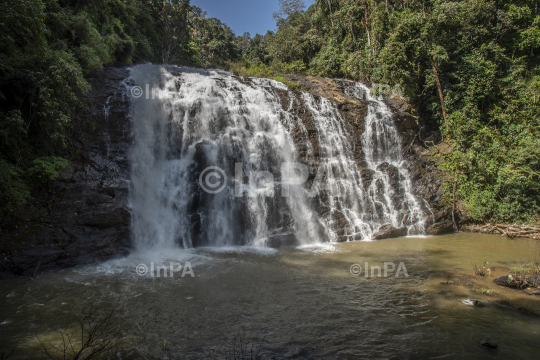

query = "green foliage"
[[229, 61, 276, 78], [0, 0, 47, 61], [473, 288, 498, 297], [0, 160, 30, 230], [28, 156, 69, 190], [510, 260, 540, 276], [274, 75, 303, 91], [272, 60, 308, 73], [236, 31, 274, 65], [308, 43, 344, 77], [190, 16, 237, 68], [228, 62, 303, 90]]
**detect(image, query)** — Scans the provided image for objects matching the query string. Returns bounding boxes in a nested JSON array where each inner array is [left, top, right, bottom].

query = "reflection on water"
[[1, 233, 539, 359]]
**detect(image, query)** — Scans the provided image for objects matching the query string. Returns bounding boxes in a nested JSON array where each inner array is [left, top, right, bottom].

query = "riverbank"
[[460, 224, 540, 240]]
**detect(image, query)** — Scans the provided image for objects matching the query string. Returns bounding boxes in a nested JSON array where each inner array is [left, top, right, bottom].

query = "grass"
[[227, 61, 304, 91], [273, 75, 303, 91], [509, 260, 540, 277], [473, 287, 498, 297], [472, 257, 490, 276]]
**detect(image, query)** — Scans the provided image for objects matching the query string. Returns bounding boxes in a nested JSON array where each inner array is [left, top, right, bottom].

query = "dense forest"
[[1, 0, 539, 231]]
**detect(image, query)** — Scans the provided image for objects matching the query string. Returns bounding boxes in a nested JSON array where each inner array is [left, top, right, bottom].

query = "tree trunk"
[[365, 21, 371, 47], [452, 181, 458, 231], [348, 17, 358, 50], [326, 0, 335, 28], [430, 56, 449, 133], [326, 0, 338, 44], [363, 3, 374, 55]]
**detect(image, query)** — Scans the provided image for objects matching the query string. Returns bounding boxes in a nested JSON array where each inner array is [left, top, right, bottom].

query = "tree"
[[273, 0, 306, 24]]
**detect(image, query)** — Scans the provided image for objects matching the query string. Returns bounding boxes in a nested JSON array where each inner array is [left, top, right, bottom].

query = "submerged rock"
[[480, 341, 498, 350], [371, 224, 408, 240], [266, 233, 299, 248], [426, 219, 454, 235]]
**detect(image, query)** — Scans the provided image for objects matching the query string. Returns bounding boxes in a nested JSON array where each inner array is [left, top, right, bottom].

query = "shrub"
[[0, 160, 30, 230], [28, 157, 69, 191]]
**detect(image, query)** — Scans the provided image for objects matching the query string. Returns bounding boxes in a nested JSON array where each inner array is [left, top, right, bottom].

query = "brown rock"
[[371, 224, 408, 240], [426, 219, 454, 235]]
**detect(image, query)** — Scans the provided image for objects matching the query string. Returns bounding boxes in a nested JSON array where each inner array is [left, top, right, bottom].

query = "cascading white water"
[[300, 83, 425, 240], [340, 81, 426, 234], [126, 65, 426, 249], [127, 65, 330, 249]]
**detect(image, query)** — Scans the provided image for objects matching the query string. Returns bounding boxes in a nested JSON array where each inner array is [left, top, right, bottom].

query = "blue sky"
[[190, 0, 316, 37]]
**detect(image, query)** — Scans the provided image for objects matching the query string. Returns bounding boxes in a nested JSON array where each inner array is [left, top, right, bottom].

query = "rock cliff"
[[0, 66, 447, 278]]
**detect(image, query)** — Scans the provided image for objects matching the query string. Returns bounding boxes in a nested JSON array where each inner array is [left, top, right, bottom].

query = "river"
[[1, 233, 539, 359]]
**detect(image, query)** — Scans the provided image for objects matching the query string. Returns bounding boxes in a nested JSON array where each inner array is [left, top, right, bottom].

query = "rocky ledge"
[[371, 224, 408, 240]]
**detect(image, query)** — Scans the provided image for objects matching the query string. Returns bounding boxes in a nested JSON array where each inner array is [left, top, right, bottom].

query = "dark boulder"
[[433, 208, 452, 223], [494, 275, 528, 289], [526, 275, 540, 286], [371, 224, 408, 240], [426, 219, 454, 235]]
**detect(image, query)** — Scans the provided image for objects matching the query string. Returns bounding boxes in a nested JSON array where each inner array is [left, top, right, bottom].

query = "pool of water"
[[1, 233, 539, 359]]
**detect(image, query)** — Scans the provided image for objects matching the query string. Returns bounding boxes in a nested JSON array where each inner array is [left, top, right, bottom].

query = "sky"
[[190, 0, 316, 37]]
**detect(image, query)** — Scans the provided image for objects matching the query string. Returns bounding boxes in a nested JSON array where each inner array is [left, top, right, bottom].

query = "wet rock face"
[[371, 224, 408, 240], [382, 96, 444, 211], [426, 219, 454, 235], [243, 72, 444, 240], [0, 66, 132, 278]]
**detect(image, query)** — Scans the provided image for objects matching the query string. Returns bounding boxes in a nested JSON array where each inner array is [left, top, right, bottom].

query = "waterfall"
[[340, 81, 426, 235], [126, 65, 426, 249]]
